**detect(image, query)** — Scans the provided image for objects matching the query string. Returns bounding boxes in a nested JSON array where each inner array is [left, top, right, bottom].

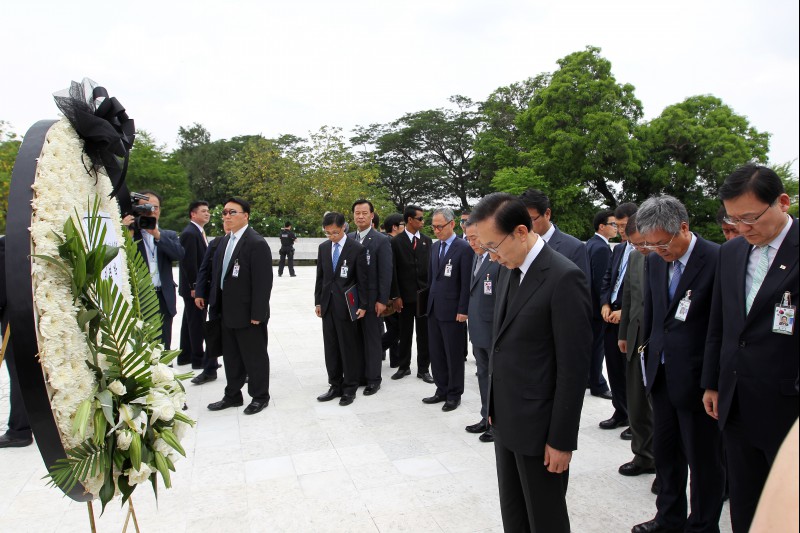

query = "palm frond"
[[45, 441, 107, 493]]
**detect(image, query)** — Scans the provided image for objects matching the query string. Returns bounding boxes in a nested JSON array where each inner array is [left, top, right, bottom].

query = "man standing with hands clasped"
[[471, 193, 592, 533]]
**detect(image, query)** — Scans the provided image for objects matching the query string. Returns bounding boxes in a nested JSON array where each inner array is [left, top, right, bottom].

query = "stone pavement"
[[0, 266, 732, 532]]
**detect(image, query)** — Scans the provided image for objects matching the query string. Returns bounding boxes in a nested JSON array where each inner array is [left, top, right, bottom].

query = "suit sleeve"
[[157, 230, 185, 262], [179, 231, 201, 288], [599, 248, 616, 305], [702, 248, 725, 391], [315, 245, 324, 307], [619, 266, 633, 341], [194, 240, 217, 299], [548, 267, 593, 451], [250, 238, 273, 322], [591, 244, 611, 300], [642, 254, 655, 371], [457, 245, 471, 315], [376, 236, 393, 305], [389, 237, 400, 300], [356, 246, 369, 311]]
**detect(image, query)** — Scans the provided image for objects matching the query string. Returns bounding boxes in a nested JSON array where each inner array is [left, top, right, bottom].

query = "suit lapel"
[[471, 254, 490, 289], [667, 238, 705, 312], [746, 219, 799, 321], [495, 247, 551, 340], [224, 229, 248, 279]]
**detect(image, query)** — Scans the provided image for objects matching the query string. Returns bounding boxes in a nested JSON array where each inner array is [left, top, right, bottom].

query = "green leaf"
[[72, 398, 93, 439], [96, 389, 115, 427], [129, 432, 142, 470], [118, 474, 135, 506], [98, 471, 115, 515], [153, 452, 171, 488], [158, 428, 186, 457], [77, 309, 99, 331], [92, 408, 106, 445]]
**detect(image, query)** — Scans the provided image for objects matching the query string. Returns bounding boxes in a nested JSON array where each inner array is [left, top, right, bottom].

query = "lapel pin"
[[780, 265, 786, 270]]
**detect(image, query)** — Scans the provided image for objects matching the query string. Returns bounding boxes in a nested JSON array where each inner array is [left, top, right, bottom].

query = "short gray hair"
[[636, 195, 688, 235], [432, 207, 455, 222]]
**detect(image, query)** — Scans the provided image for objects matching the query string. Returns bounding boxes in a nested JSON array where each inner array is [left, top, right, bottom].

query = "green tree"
[[126, 131, 192, 231], [633, 95, 770, 240], [771, 159, 799, 217], [0, 121, 21, 233]]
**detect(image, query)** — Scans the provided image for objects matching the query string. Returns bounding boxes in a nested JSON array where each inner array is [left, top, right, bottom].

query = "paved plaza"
[[0, 266, 732, 532]]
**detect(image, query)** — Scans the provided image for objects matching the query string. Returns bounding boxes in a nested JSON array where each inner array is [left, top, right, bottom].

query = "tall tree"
[[0, 122, 21, 233]]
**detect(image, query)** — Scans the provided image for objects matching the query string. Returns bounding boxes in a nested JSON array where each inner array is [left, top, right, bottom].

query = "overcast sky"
[[4, 0, 798, 172]]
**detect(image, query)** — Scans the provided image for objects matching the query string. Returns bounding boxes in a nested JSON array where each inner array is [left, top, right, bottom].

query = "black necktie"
[[507, 268, 522, 308]]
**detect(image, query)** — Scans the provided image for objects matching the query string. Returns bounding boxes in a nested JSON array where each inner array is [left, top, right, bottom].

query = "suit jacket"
[[488, 244, 592, 455], [600, 241, 628, 308], [643, 235, 719, 409], [427, 237, 471, 320], [205, 227, 273, 329], [585, 234, 612, 319], [348, 228, 392, 306], [195, 236, 223, 320], [702, 218, 799, 446], [467, 253, 500, 349], [390, 232, 431, 303], [547, 225, 591, 281], [178, 223, 207, 298], [618, 250, 646, 361], [136, 228, 184, 317], [315, 237, 368, 319]]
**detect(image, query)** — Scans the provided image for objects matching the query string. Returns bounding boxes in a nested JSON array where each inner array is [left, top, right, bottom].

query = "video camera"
[[130, 192, 158, 230]]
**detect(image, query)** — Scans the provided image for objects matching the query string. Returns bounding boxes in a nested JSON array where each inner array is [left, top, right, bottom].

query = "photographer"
[[122, 190, 185, 349]]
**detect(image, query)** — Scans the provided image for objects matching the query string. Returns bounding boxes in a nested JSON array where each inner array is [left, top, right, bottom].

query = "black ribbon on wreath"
[[53, 78, 136, 214]]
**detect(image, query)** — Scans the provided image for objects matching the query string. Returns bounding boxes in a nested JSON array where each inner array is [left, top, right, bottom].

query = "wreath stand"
[[86, 498, 140, 533]]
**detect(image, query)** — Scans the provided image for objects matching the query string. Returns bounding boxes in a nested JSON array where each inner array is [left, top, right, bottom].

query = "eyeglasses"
[[643, 233, 676, 251], [412, 216, 424, 222], [459, 218, 469, 225], [479, 233, 512, 255], [431, 222, 452, 231], [324, 231, 341, 237], [221, 209, 241, 217], [723, 203, 772, 226], [606, 222, 618, 228], [530, 214, 541, 223]]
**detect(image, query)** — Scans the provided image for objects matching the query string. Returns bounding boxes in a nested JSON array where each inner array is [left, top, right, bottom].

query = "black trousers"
[[494, 434, 571, 533], [358, 308, 383, 386], [603, 322, 628, 421], [428, 314, 466, 401], [278, 248, 295, 276], [381, 313, 400, 367], [397, 303, 429, 373], [473, 344, 490, 422], [589, 318, 610, 394], [322, 313, 362, 396], [626, 331, 654, 469], [156, 289, 173, 350], [651, 369, 725, 532], [723, 397, 779, 533], [221, 322, 270, 403], [3, 339, 32, 439], [179, 295, 206, 366]]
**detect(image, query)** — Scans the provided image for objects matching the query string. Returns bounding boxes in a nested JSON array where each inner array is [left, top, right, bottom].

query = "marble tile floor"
[[0, 266, 732, 532]]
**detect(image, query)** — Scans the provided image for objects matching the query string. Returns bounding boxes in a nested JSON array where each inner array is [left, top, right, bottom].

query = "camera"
[[130, 192, 158, 230]]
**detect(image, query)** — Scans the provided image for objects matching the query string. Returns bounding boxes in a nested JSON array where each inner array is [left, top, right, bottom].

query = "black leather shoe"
[[339, 395, 355, 406], [0, 433, 33, 448], [422, 394, 446, 404], [391, 368, 411, 380], [651, 478, 660, 495], [363, 384, 380, 396], [465, 421, 488, 434], [631, 519, 682, 533], [591, 390, 614, 400], [599, 416, 629, 429], [191, 373, 217, 385], [479, 427, 495, 443], [417, 371, 434, 384], [620, 427, 633, 440], [243, 400, 268, 415], [317, 388, 341, 402], [442, 399, 460, 412], [207, 397, 243, 411], [619, 461, 656, 476]]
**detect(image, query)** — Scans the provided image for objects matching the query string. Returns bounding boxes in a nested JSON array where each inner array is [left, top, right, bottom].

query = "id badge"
[[638, 341, 649, 387], [340, 260, 348, 278], [148, 258, 157, 275], [444, 260, 453, 278], [232, 260, 240, 278], [483, 275, 493, 295], [366, 250, 371, 266], [773, 291, 795, 335], [674, 290, 692, 322]]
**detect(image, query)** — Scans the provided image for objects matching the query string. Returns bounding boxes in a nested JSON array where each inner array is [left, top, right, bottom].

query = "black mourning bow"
[[53, 78, 136, 204]]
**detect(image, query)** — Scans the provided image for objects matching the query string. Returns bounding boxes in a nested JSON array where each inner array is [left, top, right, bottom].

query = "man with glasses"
[[123, 190, 185, 350], [389, 205, 434, 383], [315, 212, 368, 406], [585, 210, 617, 400], [702, 164, 798, 532], [201, 197, 274, 415], [633, 195, 724, 533], [421, 207, 471, 412], [471, 193, 591, 533]]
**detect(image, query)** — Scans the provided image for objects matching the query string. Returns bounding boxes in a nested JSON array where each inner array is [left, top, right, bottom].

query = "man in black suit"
[[519, 188, 590, 279], [278, 221, 297, 277], [191, 232, 225, 385], [421, 207, 472, 412], [178, 200, 210, 368], [585, 210, 617, 399], [702, 164, 799, 532], [315, 212, 368, 406], [463, 220, 500, 443], [472, 193, 592, 533], [200, 197, 273, 415], [0, 237, 33, 449], [350, 200, 392, 396], [599, 202, 639, 432], [390, 205, 433, 383], [634, 195, 724, 533], [123, 191, 185, 349], [381, 214, 405, 367]]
